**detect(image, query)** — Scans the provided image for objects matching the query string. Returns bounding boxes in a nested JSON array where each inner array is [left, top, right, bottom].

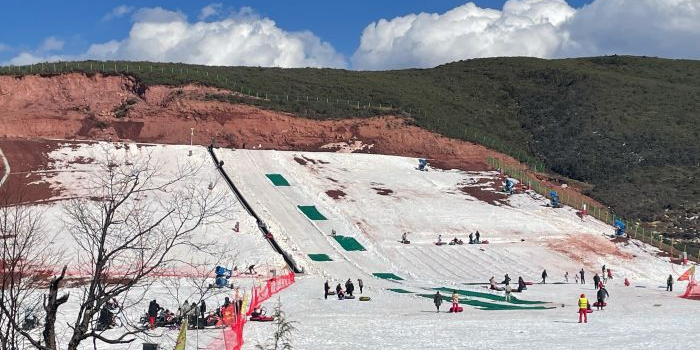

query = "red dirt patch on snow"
[[0, 139, 64, 204], [372, 187, 394, 196], [547, 234, 634, 266], [325, 189, 347, 200]]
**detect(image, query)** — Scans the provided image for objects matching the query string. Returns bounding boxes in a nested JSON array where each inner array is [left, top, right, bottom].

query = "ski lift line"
[[207, 145, 302, 274], [0, 148, 9, 187]]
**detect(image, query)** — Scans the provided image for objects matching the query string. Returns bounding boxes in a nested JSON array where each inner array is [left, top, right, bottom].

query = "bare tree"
[[255, 298, 297, 350], [3, 145, 233, 350], [0, 190, 61, 350]]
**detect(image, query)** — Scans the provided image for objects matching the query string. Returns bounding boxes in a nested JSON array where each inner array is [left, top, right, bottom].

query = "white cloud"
[[38, 36, 64, 52], [103, 5, 134, 21], [86, 6, 346, 68], [7, 52, 62, 65], [352, 0, 700, 70], [561, 0, 700, 58], [199, 3, 223, 21]]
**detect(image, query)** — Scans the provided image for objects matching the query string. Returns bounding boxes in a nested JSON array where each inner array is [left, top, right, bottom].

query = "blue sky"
[[1, 0, 697, 69]]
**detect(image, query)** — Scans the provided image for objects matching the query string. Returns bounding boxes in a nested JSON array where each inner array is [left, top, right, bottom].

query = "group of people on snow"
[[434, 231, 484, 245], [325, 278, 364, 300], [142, 296, 245, 330]]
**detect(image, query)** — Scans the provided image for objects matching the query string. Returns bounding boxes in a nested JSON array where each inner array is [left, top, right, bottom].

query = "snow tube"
[[400, 240, 411, 244], [435, 242, 446, 246], [524, 282, 533, 285], [345, 295, 356, 299], [449, 306, 464, 313], [250, 315, 274, 322], [359, 296, 371, 301], [593, 302, 607, 307]]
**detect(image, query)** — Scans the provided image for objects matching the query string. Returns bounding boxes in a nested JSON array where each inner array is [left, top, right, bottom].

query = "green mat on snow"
[[265, 174, 290, 186], [332, 235, 366, 251], [418, 294, 554, 311], [308, 254, 333, 261], [433, 287, 548, 305], [373, 273, 404, 281], [297, 205, 327, 220], [387, 288, 413, 294]]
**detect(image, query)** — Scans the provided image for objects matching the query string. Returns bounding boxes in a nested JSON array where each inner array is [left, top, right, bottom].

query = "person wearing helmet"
[[578, 294, 588, 323]]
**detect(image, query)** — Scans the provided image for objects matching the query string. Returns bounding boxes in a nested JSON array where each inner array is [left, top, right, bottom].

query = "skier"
[[434, 291, 443, 313], [667, 275, 674, 292], [358, 278, 364, 294], [578, 294, 588, 323], [505, 283, 512, 302], [593, 273, 601, 289], [596, 286, 609, 310], [475, 231, 481, 243], [580, 269, 586, 284], [324, 280, 330, 300], [565, 271, 569, 283], [541, 270, 548, 284], [502, 274, 511, 285]]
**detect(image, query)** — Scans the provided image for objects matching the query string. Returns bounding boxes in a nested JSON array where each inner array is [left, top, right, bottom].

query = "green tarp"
[[308, 254, 333, 261], [297, 205, 327, 220], [332, 235, 366, 251], [372, 273, 404, 281], [433, 287, 548, 305], [387, 288, 413, 294], [265, 174, 290, 186], [418, 294, 554, 311]]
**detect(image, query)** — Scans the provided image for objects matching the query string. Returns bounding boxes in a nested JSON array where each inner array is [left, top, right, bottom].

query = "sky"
[[0, 0, 698, 70]]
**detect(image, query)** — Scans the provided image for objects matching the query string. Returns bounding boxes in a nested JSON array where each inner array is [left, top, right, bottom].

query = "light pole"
[[190, 128, 194, 146]]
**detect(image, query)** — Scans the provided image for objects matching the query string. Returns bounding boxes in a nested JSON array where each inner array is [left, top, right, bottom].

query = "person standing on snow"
[[541, 270, 548, 284], [580, 269, 586, 284], [475, 231, 481, 243], [434, 291, 443, 312], [505, 283, 512, 302], [578, 294, 589, 323], [502, 274, 511, 285], [593, 273, 601, 289], [324, 280, 330, 300], [358, 279, 364, 294], [667, 275, 674, 292], [451, 291, 460, 311], [346, 279, 355, 297], [596, 286, 609, 310], [565, 271, 569, 283], [469, 232, 474, 244], [517, 277, 527, 292]]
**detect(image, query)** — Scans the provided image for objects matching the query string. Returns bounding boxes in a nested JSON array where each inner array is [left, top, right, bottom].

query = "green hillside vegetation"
[[2, 56, 699, 243]]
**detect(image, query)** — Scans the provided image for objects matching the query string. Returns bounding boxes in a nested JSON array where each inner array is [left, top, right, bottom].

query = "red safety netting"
[[681, 281, 700, 300], [206, 269, 296, 350]]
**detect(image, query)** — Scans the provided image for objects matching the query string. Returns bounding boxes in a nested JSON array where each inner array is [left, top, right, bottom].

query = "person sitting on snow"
[[437, 234, 443, 244], [518, 276, 527, 292], [401, 232, 408, 243]]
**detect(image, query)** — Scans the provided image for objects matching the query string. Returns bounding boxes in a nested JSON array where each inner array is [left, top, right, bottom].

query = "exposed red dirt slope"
[[0, 73, 597, 206], [0, 73, 515, 171]]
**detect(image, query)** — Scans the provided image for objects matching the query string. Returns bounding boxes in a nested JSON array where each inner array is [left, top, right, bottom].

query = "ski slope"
[[8, 143, 697, 349], [212, 149, 698, 349]]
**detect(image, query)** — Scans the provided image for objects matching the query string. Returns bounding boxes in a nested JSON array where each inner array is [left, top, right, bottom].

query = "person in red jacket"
[[578, 294, 588, 323]]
